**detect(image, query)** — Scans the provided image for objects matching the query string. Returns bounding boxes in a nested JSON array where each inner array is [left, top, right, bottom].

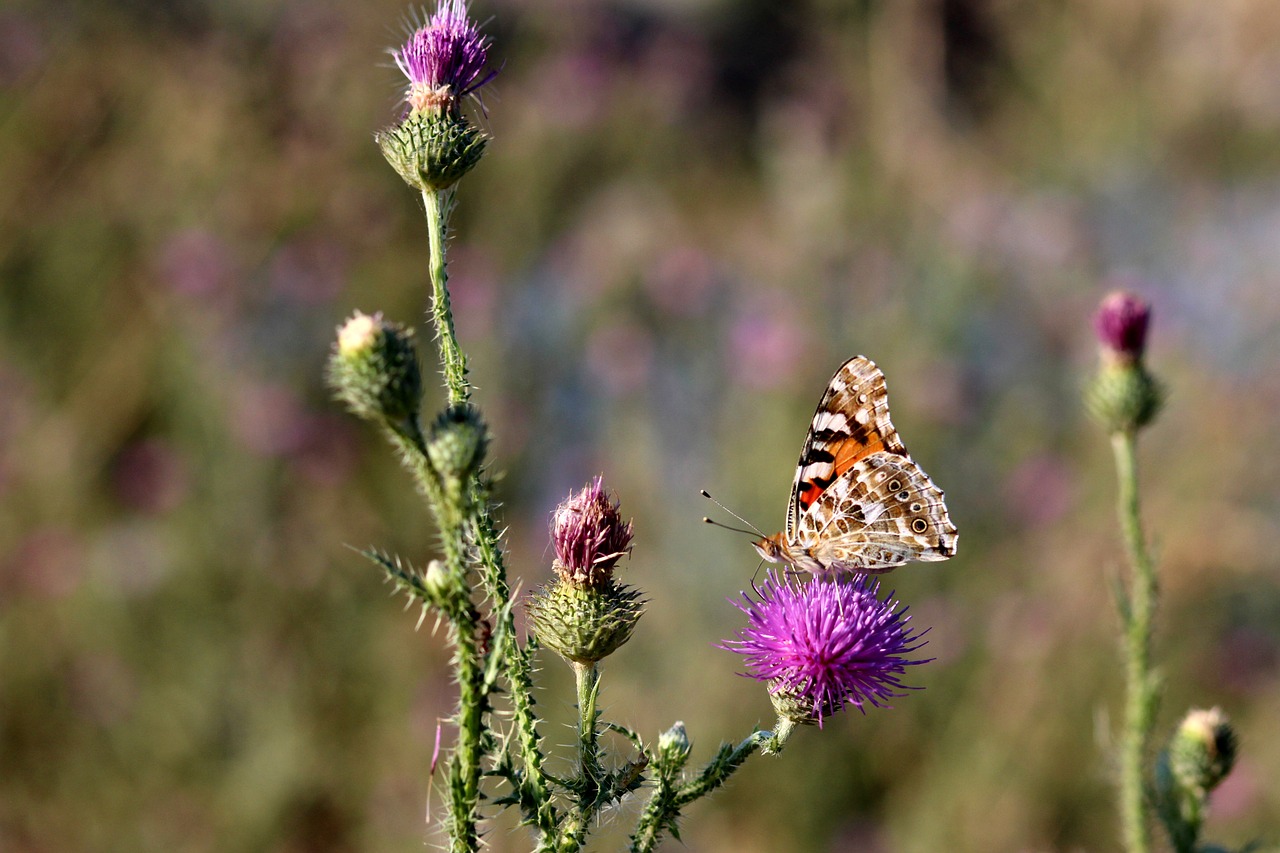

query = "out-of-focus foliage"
[[2, 0, 1279, 850]]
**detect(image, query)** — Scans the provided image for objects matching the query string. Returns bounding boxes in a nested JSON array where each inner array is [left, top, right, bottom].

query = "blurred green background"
[[3, 0, 1279, 850]]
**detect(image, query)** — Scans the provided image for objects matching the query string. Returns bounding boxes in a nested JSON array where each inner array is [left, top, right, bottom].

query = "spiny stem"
[[423, 189, 469, 405], [1112, 430, 1158, 853], [572, 661, 602, 829], [469, 501, 557, 844]]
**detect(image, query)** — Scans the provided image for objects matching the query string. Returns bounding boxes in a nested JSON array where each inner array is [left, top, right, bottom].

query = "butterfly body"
[[752, 356, 957, 577]]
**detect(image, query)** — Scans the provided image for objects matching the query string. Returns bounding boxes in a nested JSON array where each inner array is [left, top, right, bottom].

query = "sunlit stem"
[[422, 189, 469, 405], [1112, 429, 1159, 853]]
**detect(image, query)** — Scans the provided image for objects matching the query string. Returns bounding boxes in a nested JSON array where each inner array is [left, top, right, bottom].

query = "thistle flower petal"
[[1094, 290, 1152, 363], [550, 476, 634, 587], [393, 0, 495, 114], [723, 573, 929, 725]]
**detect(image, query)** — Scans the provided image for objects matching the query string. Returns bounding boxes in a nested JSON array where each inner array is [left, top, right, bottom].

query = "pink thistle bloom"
[[724, 573, 930, 724], [550, 476, 634, 588], [1094, 290, 1152, 362], [393, 0, 495, 114]]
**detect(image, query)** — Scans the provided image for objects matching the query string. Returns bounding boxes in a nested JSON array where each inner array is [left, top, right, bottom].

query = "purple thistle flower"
[[393, 0, 495, 114], [724, 573, 929, 725], [550, 476, 634, 588], [1094, 290, 1152, 363]]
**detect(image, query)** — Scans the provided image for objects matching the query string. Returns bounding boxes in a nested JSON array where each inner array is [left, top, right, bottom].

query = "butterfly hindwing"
[[794, 453, 957, 573]]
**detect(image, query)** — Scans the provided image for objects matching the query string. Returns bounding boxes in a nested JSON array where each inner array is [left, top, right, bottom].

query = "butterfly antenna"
[[700, 490, 766, 538]]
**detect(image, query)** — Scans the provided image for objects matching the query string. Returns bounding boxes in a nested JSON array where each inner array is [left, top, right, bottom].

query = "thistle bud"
[[1085, 290, 1163, 434], [327, 312, 423, 430], [426, 404, 488, 484], [656, 721, 691, 774], [1155, 707, 1238, 849], [1167, 707, 1237, 795]]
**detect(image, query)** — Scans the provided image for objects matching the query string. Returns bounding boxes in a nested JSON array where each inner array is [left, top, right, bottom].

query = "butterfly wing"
[[795, 453, 958, 573], [785, 355, 958, 573], [785, 356, 907, 540]]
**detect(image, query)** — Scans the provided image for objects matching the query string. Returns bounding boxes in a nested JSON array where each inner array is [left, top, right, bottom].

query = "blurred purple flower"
[[1094, 290, 1151, 361], [393, 0, 495, 113], [724, 573, 929, 724], [550, 475, 633, 587]]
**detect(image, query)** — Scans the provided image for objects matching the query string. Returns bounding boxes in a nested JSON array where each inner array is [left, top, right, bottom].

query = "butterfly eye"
[[911, 518, 928, 534], [896, 491, 910, 502], [887, 478, 902, 492], [909, 502, 923, 513]]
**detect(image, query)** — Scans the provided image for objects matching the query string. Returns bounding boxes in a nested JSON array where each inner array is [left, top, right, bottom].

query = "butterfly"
[[752, 355, 958, 576]]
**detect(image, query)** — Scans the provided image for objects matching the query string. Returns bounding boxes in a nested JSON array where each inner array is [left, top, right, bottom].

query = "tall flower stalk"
[[1087, 290, 1165, 853], [328, 4, 935, 850], [1086, 291, 1245, 853]]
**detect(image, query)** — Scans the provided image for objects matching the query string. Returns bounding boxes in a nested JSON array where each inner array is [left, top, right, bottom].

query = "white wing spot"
[[862, 503, 886, 524]]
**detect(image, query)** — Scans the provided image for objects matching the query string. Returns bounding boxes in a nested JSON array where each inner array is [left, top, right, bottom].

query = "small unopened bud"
[[1155, 707, 1239, 848], [526, 581, 646, 664], [426, 404, 487, 483], [1169, 707, 1237, 795], [423, 559, 451, 600], [328, 312, 423, 429], [1085, 291, 1162, 434], [656, 721, 691, 773], [551, 477, 634, 589]]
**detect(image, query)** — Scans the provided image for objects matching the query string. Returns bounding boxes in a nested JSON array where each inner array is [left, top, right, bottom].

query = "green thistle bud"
[[656, 721, 691, 774], [1086, 290, 1164, 434], [1168, 707, 1237, 795], [1155, 707, 1238, 850], [526, 580, 646, 664], [1085, 361, 1164, 434], [423, 559, 451, 601], [426, 404, 488, 484], [377, 111, 488, 192], [327, 312, 423, 430]]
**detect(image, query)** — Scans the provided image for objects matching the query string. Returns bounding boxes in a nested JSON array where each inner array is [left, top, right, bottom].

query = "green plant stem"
[[1112, 430, 1159, 853], [423, 189, 469, 405], [572, 661, 603, 838], [448, 617, 486, 853]]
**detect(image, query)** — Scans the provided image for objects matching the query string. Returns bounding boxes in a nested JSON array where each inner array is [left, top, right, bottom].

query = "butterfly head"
[[751, 533, 788, 565]]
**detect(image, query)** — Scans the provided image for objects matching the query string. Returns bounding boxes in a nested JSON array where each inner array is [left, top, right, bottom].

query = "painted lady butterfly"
[[753, 356, 958, 576]]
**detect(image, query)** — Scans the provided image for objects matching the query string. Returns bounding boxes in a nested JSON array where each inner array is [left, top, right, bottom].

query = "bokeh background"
[[3, 0, 1279, 850]]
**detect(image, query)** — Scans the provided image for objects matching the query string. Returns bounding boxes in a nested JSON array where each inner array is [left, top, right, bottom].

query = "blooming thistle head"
[[527, 477, 643, 664], [393, 0, 495, 117], [378, 1, 494, 191], [550, 476, 634, 588], [1086, 289, 1163, 434], [723, 573, 929, 726]]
